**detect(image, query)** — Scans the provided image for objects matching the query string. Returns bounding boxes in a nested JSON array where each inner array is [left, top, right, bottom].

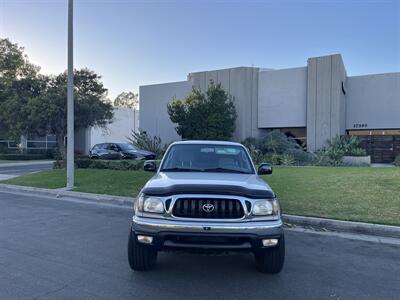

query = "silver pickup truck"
[[128, 141, 284, 273]]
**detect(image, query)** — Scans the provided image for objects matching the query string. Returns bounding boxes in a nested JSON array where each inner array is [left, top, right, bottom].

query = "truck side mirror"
[[144, 160, 157, 172], [258, 163, 272, 175]]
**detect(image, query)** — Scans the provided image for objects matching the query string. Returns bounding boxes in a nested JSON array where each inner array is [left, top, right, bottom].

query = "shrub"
[[260, 153, 281, 165], [287, 148, 315, 165], [258, 130, 301, 154], [394, 154, 400, 167], [54, 158, 149, 171], [314, 151, 338, 166], [127, 130, 164, 158], [319, 135, 367, 166], [279, 153, 296, 166], [326, 135, 367, 157], [347, 147, 367, 157], [243, 130, 314, 166]]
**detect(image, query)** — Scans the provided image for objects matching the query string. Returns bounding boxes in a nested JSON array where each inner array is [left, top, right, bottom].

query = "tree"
[[167, 82, 237, 140], [114, 91, 139, 109], [0, 38, 39, 81], [0, 38, 42, 138], [0, 39, 114, 158], [26, 69, 114, 158]]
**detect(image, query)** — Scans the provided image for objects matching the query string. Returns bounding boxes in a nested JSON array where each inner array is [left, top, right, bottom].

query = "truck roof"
[[170, 140, 244, 147]]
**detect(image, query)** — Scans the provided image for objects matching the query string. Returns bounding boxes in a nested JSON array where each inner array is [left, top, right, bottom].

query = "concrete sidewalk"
[[0, 160, 54, 168]]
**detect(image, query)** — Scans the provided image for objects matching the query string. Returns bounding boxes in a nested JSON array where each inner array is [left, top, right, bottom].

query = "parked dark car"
[[89, 143, 156, 160]]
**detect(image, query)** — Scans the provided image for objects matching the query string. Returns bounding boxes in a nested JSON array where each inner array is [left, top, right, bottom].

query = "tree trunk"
[[56, 134, 66, 160]]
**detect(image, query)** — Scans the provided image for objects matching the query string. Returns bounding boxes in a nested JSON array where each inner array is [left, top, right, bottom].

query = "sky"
[[1, 0, 399, 100]]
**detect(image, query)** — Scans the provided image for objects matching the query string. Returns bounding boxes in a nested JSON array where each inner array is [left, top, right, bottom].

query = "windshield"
[[160, 144, 254, 174], [118, 143, 137, 151]]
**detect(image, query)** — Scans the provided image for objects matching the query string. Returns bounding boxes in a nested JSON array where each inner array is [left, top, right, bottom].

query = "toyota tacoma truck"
[[128, 141, 284, 273]]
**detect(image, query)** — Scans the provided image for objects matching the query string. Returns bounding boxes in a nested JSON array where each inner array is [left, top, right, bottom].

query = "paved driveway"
[[0, 161, 53, 180], [0, 191, 399, 300]]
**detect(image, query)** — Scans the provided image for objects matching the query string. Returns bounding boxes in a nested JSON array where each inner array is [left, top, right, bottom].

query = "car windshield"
[[160, 144, 254, 174], [118, 143, 137, 151]]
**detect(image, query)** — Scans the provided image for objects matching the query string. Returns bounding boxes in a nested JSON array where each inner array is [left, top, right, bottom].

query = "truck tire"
[[128, 232, 157, 271], [254, 235, 285, 274]]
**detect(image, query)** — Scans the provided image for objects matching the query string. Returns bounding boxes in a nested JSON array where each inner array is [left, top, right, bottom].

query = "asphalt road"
[[0, 191, 399, 300], [0, 161, 53, 179]]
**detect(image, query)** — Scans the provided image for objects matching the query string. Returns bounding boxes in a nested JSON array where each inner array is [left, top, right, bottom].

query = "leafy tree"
[[167, 82, 236, 140], [1, 39, 114, 159], [114, 91, 139, 109], [26, 69, 114, 158], [0, 38, 39, 81], [0, 38, 42, 138]]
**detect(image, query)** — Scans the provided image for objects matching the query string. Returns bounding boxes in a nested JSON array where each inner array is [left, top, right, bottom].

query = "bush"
[[0, 153, 48, 160], [318, 135, 367, 166], [243, 131, 315, 166], [279, 153, 296, 166], [258, 130, 302, 154], [260, 153, 282, 165], [54, 158, 153, 171], [242, 137, 262, 164], [127, 130, 165, 158], [394, 154, 400, 167]]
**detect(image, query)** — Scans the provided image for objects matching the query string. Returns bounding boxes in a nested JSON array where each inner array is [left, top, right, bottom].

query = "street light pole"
[[67, 0, 74, 188]]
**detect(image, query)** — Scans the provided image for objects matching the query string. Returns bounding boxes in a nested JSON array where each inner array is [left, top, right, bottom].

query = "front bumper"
[[131, 215, 283, 252]]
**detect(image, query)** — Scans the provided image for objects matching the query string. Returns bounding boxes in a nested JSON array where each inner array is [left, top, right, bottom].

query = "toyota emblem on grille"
[[202, 203, 214, 213]]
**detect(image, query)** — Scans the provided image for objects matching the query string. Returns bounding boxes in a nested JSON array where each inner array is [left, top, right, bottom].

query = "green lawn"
[[3, 169, 151, 198], [262, 167, 400, 226], [2, 167, 400, 226]]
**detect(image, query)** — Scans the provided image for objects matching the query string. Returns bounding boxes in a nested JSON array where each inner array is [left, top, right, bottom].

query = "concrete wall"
[[307, 54, 347, 152], [346, 72, 400, 130], [90, 107, 139, 148], [258, 67, 307, 128], [139, 81, 191, 144], [188, 67, 260, 141], [138, 54, 399, 152]]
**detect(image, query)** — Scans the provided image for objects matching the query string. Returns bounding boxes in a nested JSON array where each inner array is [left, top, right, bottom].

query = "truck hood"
[[141, 172, 275, 199]]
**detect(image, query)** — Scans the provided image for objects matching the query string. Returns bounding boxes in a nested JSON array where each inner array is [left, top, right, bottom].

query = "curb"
[[283, 214, 400, 239], [0, 161, 54, 168], [0, 183, 135, 207], [1, 183, 399, 239]]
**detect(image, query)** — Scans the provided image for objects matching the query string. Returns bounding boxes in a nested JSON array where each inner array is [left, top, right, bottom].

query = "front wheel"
[[128, 232, 157, 271], [254, 235, 285, 274]]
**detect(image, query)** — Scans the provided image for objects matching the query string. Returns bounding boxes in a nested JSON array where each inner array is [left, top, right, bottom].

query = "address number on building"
[[353, 123, 368, 128]]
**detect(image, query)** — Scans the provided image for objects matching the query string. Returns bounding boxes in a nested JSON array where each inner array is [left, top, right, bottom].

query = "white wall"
[[90, 107, 139, 147], [139, 81, 191, 144], [346, 72, 400, 130], [258, 67, 307, 128]]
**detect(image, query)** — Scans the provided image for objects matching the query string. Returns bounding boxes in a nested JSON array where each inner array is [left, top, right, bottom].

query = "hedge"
[[0, 153, 49, 160], [53, 159, 149, 171]]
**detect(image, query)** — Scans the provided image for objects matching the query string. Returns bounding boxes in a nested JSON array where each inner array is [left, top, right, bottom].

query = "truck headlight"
[[135, 194, 165, 214], [252, 199, 280, 216], [144, 197, 164, 213]]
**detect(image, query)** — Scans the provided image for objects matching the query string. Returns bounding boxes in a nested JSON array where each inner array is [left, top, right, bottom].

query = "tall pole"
[[67, 0, 74, 188]]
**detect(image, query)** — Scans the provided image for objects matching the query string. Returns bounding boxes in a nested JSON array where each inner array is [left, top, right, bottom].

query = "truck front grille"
[[172, 198, 244, 219]]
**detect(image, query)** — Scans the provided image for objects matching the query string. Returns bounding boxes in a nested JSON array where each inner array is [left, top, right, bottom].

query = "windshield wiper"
[[160, 167, 203, 172], [202, 167, 250, 174]]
